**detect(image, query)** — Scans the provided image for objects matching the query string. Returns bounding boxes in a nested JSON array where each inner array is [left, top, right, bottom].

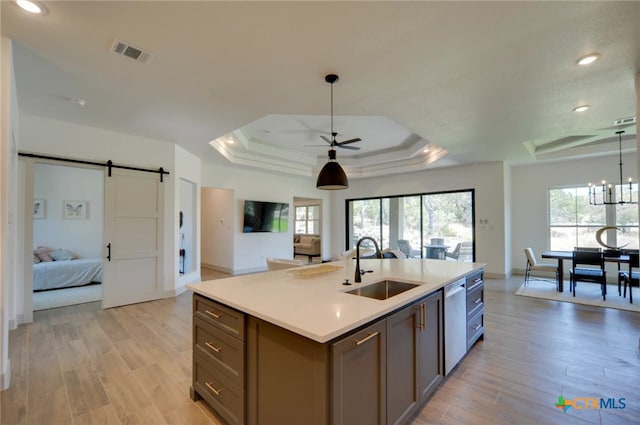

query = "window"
[[549, 185, 638, 250], [295, 205, 319, 234], [346, 190, 475, 261]]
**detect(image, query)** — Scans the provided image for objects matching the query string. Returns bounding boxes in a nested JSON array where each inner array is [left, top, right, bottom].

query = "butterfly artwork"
[[63, 201, 87, 219], [34, 199, 45, 219]]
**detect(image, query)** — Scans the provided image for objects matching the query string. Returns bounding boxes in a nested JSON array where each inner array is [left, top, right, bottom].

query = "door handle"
[[107, 243, 111, 262]]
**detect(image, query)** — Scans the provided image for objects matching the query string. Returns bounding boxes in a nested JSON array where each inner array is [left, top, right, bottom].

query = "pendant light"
[[588, 130, 638, 205], [316, 74, 349, 190]]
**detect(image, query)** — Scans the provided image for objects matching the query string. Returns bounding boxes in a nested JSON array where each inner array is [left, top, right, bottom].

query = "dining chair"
[[523, 248, 558, 288], [618, 252, 639, 304], [570, 250, 607, 300], [574, 246, 601, 252]]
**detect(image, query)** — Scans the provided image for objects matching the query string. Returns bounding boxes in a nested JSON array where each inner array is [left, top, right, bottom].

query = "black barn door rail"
[[18, 152, 170, 182]]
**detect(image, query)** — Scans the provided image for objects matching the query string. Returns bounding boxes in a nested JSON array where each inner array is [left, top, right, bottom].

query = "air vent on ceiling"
[[110, 39, 153, 64], [613, 116, 636, 126]]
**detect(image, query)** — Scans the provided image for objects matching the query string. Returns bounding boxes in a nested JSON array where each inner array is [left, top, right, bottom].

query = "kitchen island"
[[187, 258, 485, 425]]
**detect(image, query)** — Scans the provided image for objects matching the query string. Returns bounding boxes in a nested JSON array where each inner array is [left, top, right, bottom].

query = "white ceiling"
[[2, 1, 639, 178]]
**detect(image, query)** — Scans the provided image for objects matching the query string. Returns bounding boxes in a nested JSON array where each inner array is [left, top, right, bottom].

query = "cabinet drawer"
[[194, 294, 245, 341], [194, 352, 245, 425], [194, 316, 245, 388], [466, 282, 484, 317], [466, 310, 484, 350], [466, 271, 483, 291]]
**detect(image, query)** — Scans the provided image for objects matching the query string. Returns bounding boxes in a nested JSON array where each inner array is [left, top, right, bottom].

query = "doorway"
[[293, 196, 323, 263], [31, 162, 104, 311]]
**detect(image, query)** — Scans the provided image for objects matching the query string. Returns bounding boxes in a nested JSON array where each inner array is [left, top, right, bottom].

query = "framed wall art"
[[34, 199, 46, 219], [63, 200, 88, 219]]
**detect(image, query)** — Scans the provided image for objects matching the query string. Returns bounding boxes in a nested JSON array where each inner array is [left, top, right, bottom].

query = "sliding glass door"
[[346, 189, 475, 261]]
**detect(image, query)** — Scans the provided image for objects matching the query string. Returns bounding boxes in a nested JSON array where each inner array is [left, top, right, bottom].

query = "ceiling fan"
[[308, 74, 362, 151]]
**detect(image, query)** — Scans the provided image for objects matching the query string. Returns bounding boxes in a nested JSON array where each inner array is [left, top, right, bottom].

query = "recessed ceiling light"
[[226, 139, 235, 145], [573, 105, 590, 112], [15, 0, 46, 14], [422, 148, 430, 153], [576, 53, 600, 66]]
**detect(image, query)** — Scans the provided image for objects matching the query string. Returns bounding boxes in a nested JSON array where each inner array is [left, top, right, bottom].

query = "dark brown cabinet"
[[386, 291, 443, 425], [192, 268, 482, 425], [332, 320, 387, 425], [465, 270, 484, 350], [191, 294, 246, 425], [417, 291, 443, 405]]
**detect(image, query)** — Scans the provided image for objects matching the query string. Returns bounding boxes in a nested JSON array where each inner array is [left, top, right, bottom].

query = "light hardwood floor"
[[2, 276, 639, 425]]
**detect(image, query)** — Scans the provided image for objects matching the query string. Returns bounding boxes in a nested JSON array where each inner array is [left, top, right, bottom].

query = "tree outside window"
[[549, 185, 638, 250], [295, 205, 319, 234]]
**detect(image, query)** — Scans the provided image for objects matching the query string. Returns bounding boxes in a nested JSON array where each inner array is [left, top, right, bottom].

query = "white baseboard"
[[233, 266, 267, 275], [201, 263, 232, 275], [1, 359, 10, 390], [484, 271, 508, 280]]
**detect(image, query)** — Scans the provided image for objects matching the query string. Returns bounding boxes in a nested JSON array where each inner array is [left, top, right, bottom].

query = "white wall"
[[19, 114, 179, 296], [1, 36, 20, 389], [174, 145, 202, 290], [33, 163, 104, 258], [329, 162, 508, 278], [201, 163, 331, 274], [510, 152, 639, 274], [201, 187, 234, 272]]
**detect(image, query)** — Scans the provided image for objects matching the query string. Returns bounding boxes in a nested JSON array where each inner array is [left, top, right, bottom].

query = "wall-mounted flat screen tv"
[[243, 200, 289, 233]]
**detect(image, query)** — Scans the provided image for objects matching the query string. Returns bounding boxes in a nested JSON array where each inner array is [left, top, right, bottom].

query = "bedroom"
[[32, 162, 104, 310]]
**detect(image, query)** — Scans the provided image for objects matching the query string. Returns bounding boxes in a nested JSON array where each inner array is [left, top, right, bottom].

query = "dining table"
[[541, 250, 630, 292]]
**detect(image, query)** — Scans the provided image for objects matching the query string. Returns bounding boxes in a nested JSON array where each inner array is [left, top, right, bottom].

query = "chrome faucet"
[[355, 236, 382, 283]]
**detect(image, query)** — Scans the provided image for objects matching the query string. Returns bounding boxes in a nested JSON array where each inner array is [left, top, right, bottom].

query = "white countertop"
[[187, 259, 484, 343]]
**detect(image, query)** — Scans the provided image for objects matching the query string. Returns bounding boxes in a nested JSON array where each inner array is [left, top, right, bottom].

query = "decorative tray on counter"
[[288, 264, 343, 278]]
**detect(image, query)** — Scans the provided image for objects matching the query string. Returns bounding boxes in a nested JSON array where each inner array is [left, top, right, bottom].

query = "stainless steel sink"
[[345, 280, 419, 300]]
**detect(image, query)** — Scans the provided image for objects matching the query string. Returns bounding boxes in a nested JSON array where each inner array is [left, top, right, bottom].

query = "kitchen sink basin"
[[345, 280, 419, 300]]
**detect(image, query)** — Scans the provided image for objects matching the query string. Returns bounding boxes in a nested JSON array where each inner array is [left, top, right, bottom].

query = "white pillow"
[[49, 249, 75, 261]]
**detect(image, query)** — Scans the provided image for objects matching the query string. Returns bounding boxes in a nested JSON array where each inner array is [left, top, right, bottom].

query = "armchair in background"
[[397, 240, 420, 258], [266, 257, 306, 271]]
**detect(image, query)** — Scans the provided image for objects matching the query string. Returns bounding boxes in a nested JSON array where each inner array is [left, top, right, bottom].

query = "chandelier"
[[588, 130, 638, 205]]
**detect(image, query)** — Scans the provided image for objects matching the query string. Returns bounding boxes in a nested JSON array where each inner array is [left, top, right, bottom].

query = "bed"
[[33, 258, 103, 291]]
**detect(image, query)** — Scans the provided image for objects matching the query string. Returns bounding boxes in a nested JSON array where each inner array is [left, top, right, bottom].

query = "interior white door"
[[102, 168, 164, 308]]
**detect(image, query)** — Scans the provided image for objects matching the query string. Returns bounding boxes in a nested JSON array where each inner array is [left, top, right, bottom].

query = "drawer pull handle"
[[205, 342, 222, 353], [473, 324, 482, 331], [415, 304, 426, 330], [474, 278, 482, 283], [205, 382, 222, 395], [474, 298, 482, 304], [205, 310, 221, 319], [355, 332, 379, 346]]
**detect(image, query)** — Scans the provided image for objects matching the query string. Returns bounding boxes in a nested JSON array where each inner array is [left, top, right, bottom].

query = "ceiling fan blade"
[[320, 135, 332, 144], [338, 145, 360, 150], [337, 137, 362, 145]]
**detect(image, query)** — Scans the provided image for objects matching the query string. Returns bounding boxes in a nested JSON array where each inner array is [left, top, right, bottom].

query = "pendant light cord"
[[330, 81, 334, 144]]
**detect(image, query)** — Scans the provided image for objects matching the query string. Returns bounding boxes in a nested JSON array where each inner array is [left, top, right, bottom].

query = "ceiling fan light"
[[316, 160, 348, 190]]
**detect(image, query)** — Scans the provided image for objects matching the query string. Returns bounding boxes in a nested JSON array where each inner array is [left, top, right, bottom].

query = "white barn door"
[[102, 168, 164, 308]]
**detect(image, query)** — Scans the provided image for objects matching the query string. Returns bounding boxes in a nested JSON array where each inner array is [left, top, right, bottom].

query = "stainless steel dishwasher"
[[444, 277, 467, 375]]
